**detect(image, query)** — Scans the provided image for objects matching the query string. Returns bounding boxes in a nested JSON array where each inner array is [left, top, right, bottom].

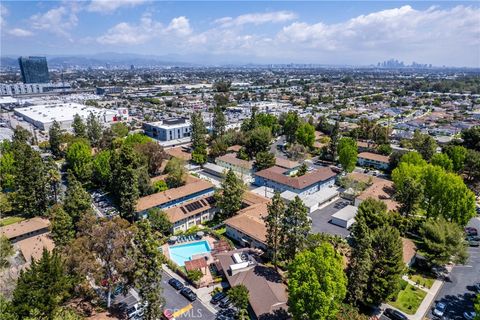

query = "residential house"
[[216, 153, 254, 180], [357, 152, 390, 170]]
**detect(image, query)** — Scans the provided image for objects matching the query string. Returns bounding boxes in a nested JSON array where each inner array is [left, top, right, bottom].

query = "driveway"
[[309, 198, 351, 238], [426, 217, 480, 319]]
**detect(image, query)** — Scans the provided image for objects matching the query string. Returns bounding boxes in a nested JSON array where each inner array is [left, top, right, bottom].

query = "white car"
[[464, 311, 476, 320], [433, 302, 446, 317]]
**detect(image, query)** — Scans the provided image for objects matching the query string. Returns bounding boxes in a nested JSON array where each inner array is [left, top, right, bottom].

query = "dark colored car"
[[210, 292, 227, 305], [180, 287, 197, 302], [383, 308, 408, 320], [168, 278, 184, 290], [219, 297, 231, 309], [465, 227, 478, 236]]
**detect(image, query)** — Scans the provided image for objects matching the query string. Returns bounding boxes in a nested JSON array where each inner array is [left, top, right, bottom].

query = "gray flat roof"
[[331, 205, 358, 221]]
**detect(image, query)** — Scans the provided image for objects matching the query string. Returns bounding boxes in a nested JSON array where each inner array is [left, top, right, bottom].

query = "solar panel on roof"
[[180, 207, 187, 214]]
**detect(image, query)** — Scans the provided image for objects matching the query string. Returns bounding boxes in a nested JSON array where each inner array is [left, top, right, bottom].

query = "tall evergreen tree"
[[49, 120, 64, 157], [12, 142, 49, 216], [212, 106, 226, 139], [72, 114, 87, 139], [190, 111, 208, 164], [63, 176, 92, 227], [264, 192, 285, 268], [215, 169, 245, 219], [65, 140, 92, 183], [281, 196, 311, 261], [48, 204, 74, 247], [12, 249, 73, 319], [132, 220, 164, 320], [87, 112, 102, 147]]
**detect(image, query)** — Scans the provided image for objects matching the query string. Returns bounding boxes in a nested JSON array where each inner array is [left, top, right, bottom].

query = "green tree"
[[212, 106, 227, 139], [474, 294, 480, 320], [419, 217, 468, 266], [45, 158, 61, 203], [147, 208, 172, 235], [0, 235, 13, 269], [124, 133, 151, 146], [111, 145, 141, 221], [0, 150, 15, 190], [400, 151, 427, 166], [49, 120, 64, 157], [245, 126, 272, 159], [135, 141, 165, 176], [191, 112, 208, 164], [86, 112, 102, 147], [329, 121, 340, 159], [431, 153, 453, 171], [92, 150, 112, 187], [12, 249, 73, 319], [65, 216, 135, 308], [338, 137, 358, 172], [72, 114, 87, 138], [411, 130, 437, 161], [444, 145, 467, 172], [164, 157, 186, 188], [464, 149, 480, 183], [296, 163, 308, 176], [66, 140, 92, 183], [11, 142, 49, 217], [461, 125, 480, 151], [264, 192, 285, 268], [63, 176, 92, 227], [152, 180, 168, 192], [254, 151, 276, 171], [48, 204, 74, 247], [111, 122, 129, 138], [281, 196, 311, 261], [132, 219, 164, 320], [282, 111, 300, 143], [227, 285, 249, 311], [256, 113, 281, 136], [296, 122, 316, 148], [394, 175, 423, 217], [288, 243, 347, 320], [215, 169, 245, 219]]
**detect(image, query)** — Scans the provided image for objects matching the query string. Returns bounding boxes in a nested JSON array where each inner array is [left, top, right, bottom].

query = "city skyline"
[[1, 1, 479, 67]]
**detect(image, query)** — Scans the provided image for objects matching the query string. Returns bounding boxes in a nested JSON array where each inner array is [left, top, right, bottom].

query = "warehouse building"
[[14, 103, 118, 131]]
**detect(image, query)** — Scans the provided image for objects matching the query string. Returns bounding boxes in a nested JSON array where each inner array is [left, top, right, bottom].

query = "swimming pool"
[[168, 240, 211, 267]]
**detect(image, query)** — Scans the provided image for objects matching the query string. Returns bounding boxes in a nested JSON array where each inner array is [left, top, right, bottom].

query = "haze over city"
[[1, 1, 480, 67]]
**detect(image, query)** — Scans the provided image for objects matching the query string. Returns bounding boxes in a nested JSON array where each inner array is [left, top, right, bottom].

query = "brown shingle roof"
[[275, 157, 299, 169], [165, 147, 192, 161], [135, 176, 214, 212], [255, 166, 337, 190], [357, 178, 399, 211], [0, 217, 50, 239], [224, 203, 269, 244], [16, 233, 55, 265], [185, 257, 208, 272], [164, 195, 215, 223], [402, 238, 417, 265], [358, 152, 390, 163]]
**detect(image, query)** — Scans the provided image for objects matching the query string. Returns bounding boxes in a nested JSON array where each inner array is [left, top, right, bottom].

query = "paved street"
[[426, 217, 480, 319], [310, 198, 351, 237], [161, 272, 215, 320]]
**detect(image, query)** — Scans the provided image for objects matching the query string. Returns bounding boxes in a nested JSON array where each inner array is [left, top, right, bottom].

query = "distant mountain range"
[[0, 52, 196, 68]]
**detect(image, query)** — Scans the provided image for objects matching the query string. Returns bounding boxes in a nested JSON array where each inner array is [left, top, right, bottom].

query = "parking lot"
[[310, 198, 352, 238], [162, 272, 215, 320], [91, 191, 119, 218], [427, 217, 480, 319]]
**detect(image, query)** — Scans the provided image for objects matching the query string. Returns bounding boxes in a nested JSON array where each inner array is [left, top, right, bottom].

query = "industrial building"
[[0, 83, 72, 96], [14, 103, 118, 131], [143, 118, 191, 141]]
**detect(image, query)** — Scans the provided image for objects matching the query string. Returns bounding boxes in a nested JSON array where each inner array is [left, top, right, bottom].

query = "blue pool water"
[[168, 240, 211, 267]]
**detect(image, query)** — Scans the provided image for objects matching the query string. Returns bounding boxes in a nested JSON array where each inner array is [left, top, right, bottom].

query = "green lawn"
[[409, 273, 435, 289], [0, 216, 25, 227], [389, 284, 427, 315]]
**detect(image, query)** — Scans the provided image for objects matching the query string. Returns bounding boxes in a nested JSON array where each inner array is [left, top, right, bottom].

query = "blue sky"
[[1, 1, 479, 66]]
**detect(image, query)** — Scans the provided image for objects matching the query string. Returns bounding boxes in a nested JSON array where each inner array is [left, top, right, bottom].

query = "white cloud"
[[214, 11, 297, 27], [97, 15, 191, 45], [30, 6, 78, 38], [166, 16, 192, 36], [87, 0, 147, 13], [8, 28, 33, 37]]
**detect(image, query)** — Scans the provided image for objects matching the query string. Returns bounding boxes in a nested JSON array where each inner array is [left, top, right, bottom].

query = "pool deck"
[[162, 235, 218, 287]]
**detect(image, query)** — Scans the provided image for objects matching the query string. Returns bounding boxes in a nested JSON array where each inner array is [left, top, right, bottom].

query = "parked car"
[[168, 278, 184, 290], [468, 239, 480, 247], [126, 304, 140, 319], [383, 308, 408, 320], [210, 291, 227, 304], [219, 297, 231, 309], [464, 311, 476, 320], [180, 287, 197, 302], [433, 302, 447, 317], [465, 227, 478, 236]]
